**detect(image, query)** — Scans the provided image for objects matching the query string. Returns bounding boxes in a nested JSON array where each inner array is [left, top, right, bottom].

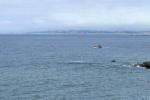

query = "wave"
[[58, 61, 103, 65]]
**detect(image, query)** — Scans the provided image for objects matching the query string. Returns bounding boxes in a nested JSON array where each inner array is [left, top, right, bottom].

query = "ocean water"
[[0, 34, 150, 100]]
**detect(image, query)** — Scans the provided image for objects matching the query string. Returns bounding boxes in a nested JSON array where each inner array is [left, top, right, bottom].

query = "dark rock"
[[111, 59, 116, 62], [134, 61, 150, 69]]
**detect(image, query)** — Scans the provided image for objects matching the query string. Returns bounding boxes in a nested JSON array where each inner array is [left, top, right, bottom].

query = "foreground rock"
[[134, 61, 150, 69]]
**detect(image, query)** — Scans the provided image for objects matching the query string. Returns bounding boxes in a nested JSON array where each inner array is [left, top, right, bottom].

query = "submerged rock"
[[134, 61, 150, 69]]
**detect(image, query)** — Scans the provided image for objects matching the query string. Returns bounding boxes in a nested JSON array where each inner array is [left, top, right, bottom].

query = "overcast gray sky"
[[0, 0, 150, 32]]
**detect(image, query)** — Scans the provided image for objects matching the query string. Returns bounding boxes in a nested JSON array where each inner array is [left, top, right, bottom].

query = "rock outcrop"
[[134, 61, 150, 69]]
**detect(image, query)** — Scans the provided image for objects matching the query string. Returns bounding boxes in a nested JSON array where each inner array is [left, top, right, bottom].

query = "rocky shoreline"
[[134, 61, 150, 69]]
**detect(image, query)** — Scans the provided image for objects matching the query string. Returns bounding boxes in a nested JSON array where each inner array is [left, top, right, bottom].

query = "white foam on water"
[[68, 60, 86, 64], [135, 65, 141, 68], [122, 64, 133, 68], [70, 61, 84, 63]]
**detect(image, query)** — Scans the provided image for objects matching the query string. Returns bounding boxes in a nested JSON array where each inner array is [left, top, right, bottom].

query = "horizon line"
[[1, 30, 150, 35]]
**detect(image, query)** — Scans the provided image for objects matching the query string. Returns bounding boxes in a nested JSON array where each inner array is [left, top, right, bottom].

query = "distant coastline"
[[1, 30, 150, 35]]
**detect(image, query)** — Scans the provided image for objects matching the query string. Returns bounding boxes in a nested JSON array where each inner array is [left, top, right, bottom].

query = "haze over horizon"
[[1, 0, 150, 33]]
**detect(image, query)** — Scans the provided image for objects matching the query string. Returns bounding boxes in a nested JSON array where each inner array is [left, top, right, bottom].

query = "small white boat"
[[93, 45, 102, 48]]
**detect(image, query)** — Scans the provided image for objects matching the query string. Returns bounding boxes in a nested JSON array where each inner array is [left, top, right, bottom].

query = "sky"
[[0, 0, 150, 33]]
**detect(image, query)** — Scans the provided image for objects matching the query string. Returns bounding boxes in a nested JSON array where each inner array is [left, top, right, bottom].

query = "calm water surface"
[[0, 34, 150, 100]]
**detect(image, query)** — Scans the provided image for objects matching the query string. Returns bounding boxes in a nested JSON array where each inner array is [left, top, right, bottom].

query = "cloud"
[[0, 20, 12, 24], [0, 0, 150, 32]]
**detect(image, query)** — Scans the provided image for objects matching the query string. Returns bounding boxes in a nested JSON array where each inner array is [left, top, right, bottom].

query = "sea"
[[0, 33, 150, 100]]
